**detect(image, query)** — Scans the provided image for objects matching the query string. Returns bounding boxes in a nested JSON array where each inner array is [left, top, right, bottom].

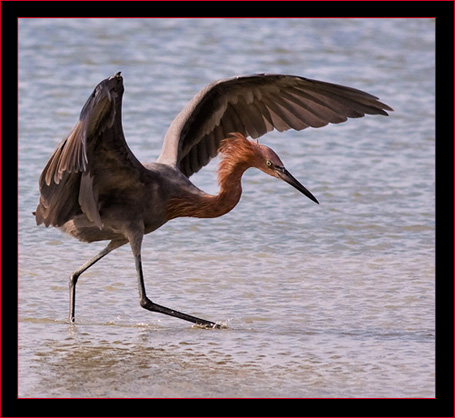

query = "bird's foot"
[[140, 297, 221, 329]]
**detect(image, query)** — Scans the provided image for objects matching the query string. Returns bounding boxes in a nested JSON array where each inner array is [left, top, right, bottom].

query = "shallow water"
[[18, 18, 435, 398]]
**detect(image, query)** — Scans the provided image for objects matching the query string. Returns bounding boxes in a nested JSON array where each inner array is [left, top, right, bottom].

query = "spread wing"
[[35, 72, 145, 228], [158, 74, 393, 177]]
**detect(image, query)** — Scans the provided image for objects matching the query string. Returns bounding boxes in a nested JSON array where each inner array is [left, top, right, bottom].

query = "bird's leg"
[[69, 239, 125, 322], [133, 252, 220, 329]]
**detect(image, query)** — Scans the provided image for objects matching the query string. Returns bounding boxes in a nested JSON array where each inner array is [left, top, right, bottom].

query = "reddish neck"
[[166, 162, 247, 220], [166, 134, 257, 220]]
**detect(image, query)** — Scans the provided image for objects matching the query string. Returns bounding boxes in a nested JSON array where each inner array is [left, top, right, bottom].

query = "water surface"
[[18, 18, 435, 398]]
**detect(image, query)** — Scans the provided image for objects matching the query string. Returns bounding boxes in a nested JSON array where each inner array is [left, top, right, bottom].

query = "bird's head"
[[220, 133, 319, 204], [79, 72, 124, 136]]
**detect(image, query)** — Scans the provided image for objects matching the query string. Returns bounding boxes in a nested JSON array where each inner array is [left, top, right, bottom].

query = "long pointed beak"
[[276, 167, 319, 204]]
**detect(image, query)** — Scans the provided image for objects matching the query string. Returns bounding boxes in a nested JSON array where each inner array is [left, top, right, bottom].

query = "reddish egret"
[[35, 72, 392, 328]]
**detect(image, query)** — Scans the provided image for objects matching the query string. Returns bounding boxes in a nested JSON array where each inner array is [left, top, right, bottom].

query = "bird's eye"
[[266, 160, 273, 168]]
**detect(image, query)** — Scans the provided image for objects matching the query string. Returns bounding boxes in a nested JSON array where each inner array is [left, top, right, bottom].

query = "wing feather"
[[158, 74, 392, 177], [35, 73, 145, 228]]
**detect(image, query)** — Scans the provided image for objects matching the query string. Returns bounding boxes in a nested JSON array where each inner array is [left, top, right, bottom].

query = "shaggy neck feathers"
[[166, 133, 258, 220]]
